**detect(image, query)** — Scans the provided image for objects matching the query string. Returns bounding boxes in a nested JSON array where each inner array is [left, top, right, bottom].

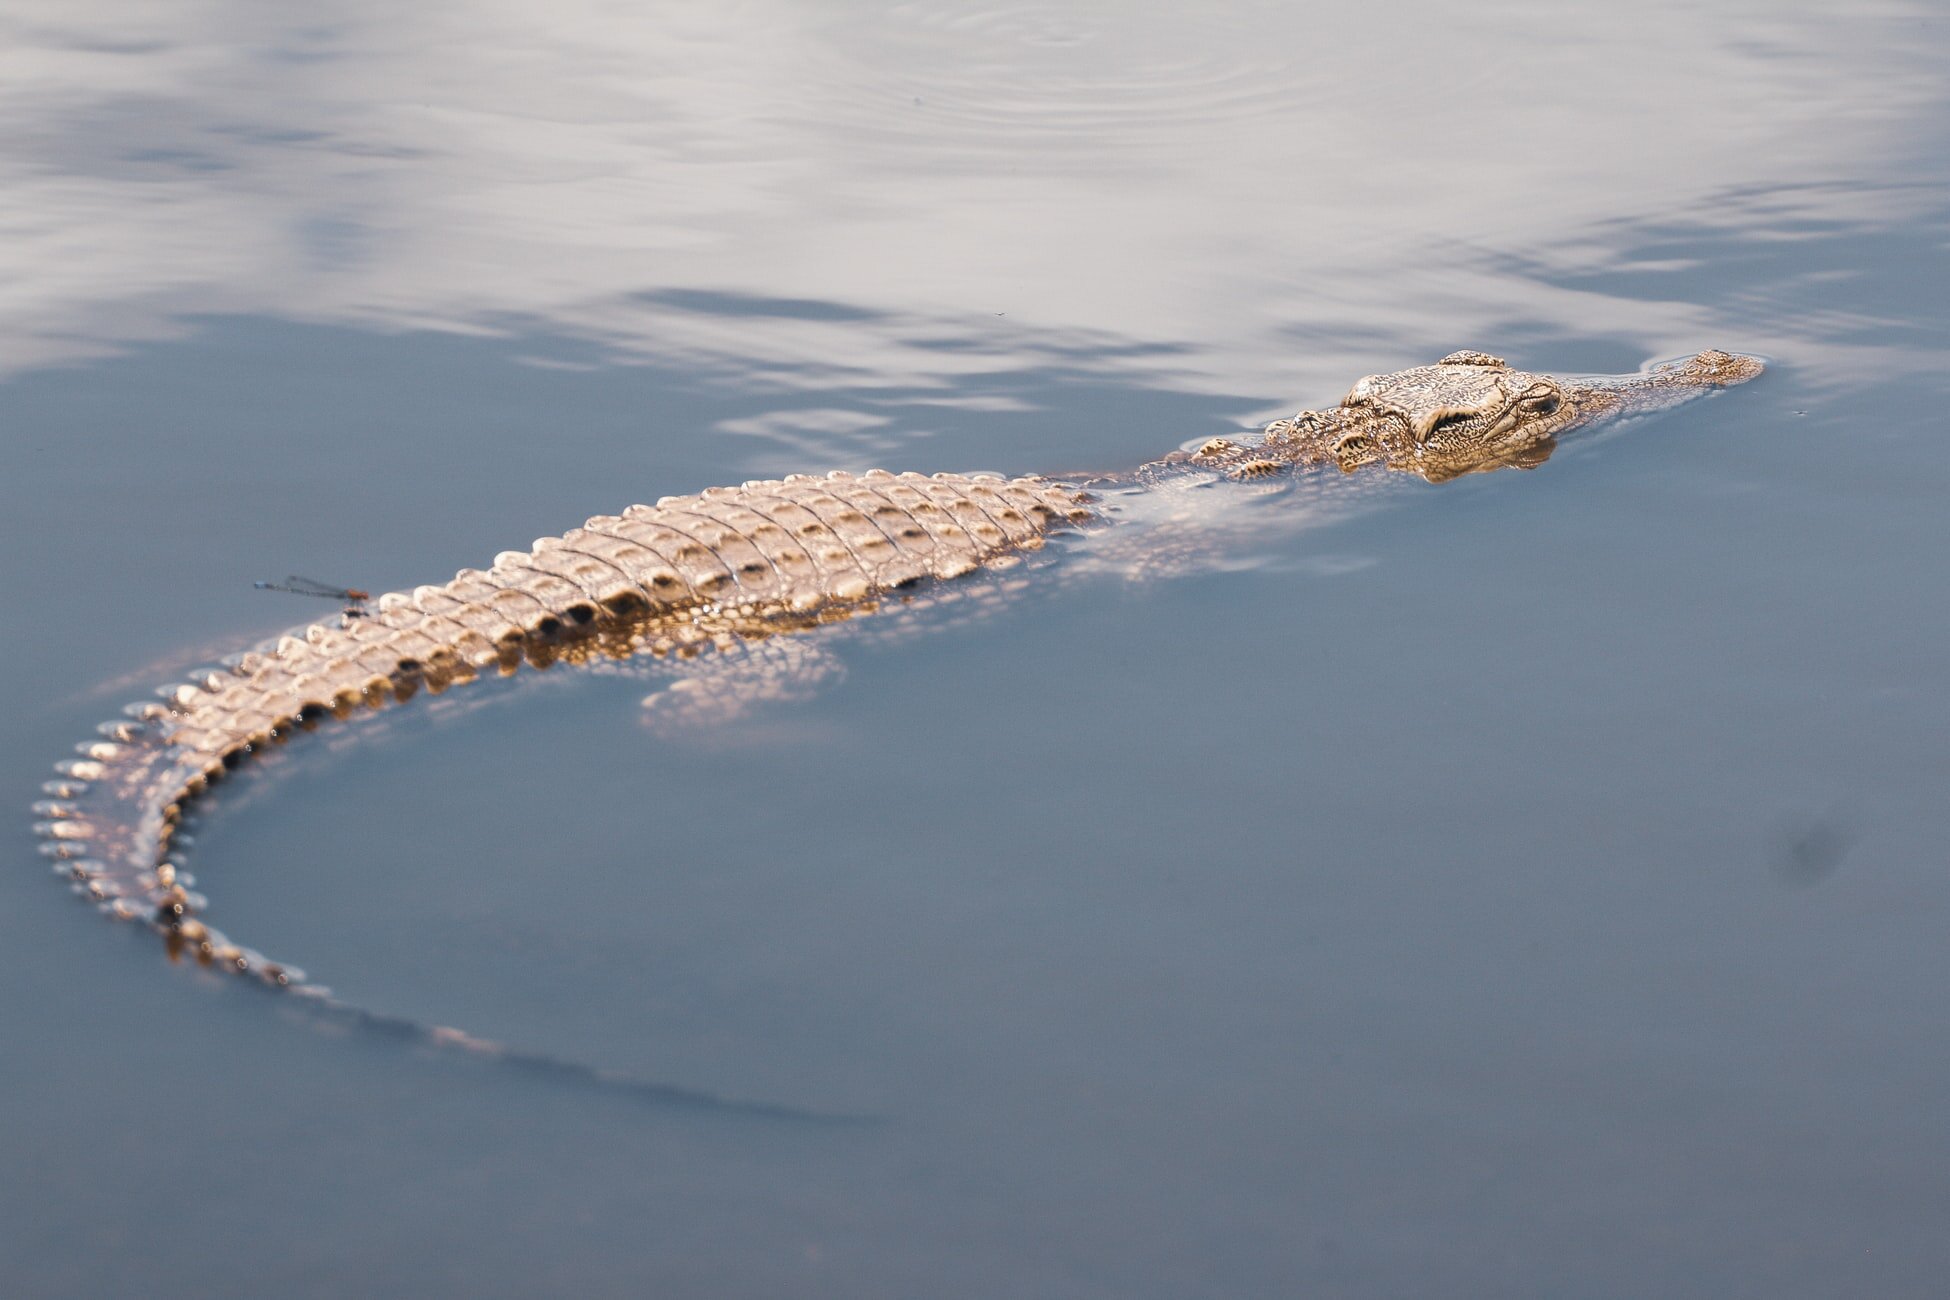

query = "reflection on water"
[[1488, 181, 1950, 366], [5, 0, 1950, 1296], [0, 1, 1939, 391]]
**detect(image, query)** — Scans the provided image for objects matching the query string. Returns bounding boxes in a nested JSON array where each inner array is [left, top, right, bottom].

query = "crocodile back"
[[37, 469, 1093, 984]]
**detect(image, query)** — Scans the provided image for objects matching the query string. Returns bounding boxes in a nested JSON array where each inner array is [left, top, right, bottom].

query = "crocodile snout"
[[1682, 350, 1765, 386]]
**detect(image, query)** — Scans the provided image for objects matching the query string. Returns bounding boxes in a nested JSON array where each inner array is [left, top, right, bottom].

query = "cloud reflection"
[[0, 0, 1939, 394]]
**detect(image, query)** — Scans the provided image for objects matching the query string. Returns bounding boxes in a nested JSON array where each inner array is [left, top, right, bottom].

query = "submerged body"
[[33, 349, 1762, 1093]]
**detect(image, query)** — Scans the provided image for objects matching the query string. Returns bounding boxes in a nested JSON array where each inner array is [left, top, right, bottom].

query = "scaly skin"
[[33, 349, 1762, 1101], [1145, 348, 1765, 484]]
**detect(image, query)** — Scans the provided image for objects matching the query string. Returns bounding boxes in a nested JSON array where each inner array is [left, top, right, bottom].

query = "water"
[[4, 2, 1947, 1295]]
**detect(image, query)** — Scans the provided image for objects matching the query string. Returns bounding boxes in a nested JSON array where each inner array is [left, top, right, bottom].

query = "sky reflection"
[[0, 0, 1939, 397]]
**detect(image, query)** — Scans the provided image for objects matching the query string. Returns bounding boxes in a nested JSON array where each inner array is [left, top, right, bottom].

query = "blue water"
[[4, 3, 1948, 1295]]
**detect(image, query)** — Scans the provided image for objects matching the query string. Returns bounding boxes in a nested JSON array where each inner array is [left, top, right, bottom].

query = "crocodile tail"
[[31, 683, 833, 1118], [36, 699, 234, 968], [32, 472, 1092, 1112]]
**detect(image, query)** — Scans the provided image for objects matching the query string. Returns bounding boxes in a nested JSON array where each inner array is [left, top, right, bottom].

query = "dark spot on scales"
[[603, 591, 649, 617]]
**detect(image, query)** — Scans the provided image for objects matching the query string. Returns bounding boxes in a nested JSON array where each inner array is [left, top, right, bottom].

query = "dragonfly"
[[253, 575, 371, 617]]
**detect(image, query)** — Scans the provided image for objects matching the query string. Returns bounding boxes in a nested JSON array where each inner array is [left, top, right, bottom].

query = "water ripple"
[[822, 2, 1299, 158]]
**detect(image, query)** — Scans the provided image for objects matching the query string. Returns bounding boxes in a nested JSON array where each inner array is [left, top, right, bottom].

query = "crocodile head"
[[1326, 349, 1765, 482]]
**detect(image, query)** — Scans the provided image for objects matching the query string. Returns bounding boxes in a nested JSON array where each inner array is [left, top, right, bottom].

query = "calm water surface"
[[4, 2, 1948, 1296]]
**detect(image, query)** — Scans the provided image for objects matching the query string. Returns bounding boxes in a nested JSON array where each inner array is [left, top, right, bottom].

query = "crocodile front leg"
[[637, 636, 847, 737]]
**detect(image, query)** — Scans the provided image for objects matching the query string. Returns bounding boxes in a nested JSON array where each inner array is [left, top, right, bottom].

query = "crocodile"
[[33, 348, 1763, 1103]]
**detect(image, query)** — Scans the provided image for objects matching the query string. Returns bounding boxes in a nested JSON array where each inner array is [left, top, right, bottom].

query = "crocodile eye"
[[1520, 383, 1560, 415]]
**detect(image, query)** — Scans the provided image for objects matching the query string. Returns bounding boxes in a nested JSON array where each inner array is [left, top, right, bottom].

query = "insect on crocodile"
[[34, 348, 1764, 1105]]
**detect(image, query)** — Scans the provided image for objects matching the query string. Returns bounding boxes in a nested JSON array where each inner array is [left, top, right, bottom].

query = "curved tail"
[[33, 471, 1090, 1116], [34, 675, 845, 1122]]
